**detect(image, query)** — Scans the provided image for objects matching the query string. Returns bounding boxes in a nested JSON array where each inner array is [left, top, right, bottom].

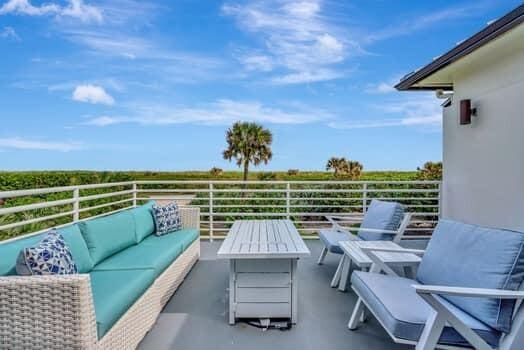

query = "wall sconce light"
[[459, 99, 477, 125]]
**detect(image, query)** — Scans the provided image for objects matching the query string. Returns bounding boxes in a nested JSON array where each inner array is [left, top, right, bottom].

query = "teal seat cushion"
[[129, 201, 155, 243], [0, 224, 93, 275], [93, 240, 183, 276], [79, 211, 136, 265], [416, 219, 524, 333], [90, 268, 156, 338], [142, 228, 199, 251], [357, 200, 404, 241]]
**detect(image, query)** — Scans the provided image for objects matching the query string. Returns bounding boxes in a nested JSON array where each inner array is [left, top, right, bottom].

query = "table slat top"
[[217, 220, 311, 259]]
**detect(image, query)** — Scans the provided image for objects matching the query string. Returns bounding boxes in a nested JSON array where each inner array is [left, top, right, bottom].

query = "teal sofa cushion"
[[90, 268, 156, 338], [79, 211, 136, 265], [93, 239, 183, 276], [142, 228, 199, 251], [357, 200, 404, 241], [0, 224, 93, 275], [56, 225, 94, 273], [416, 219, 524, 333], [129, 201, 155, 243]]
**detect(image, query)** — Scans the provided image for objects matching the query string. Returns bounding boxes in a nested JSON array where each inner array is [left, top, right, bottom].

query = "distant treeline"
[[0, 170, 422, 191]]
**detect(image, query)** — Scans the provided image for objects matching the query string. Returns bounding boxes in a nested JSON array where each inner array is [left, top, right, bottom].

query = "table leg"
[[229, 260, 235, 325], [291, 259, 298, 324], [338, 256, 351, 292], [359, 266, 368, 322], [331, 255, 345, 288]]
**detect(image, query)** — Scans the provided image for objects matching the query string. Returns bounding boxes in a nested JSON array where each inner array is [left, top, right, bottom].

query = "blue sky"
[[0, 0, 521, 171]]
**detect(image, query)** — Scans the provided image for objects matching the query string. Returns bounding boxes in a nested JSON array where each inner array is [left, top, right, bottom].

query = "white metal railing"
[[0, 180, 440, 242]]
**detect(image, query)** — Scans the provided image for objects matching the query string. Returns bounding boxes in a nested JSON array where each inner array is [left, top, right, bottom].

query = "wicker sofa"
[[0, 203, 200, 349]]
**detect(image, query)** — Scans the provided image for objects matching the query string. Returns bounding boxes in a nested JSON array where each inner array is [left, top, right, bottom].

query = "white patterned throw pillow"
[[152, 202, 182, 236], [16, 230, 77, 275]]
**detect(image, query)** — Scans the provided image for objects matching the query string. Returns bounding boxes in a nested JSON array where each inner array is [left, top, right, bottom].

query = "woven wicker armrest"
[[0, 274, 98, 349], [179, 206, 200, 230]]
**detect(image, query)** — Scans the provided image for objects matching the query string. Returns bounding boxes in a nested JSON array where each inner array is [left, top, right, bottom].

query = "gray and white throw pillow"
[[16, 230, 78, 275], [152, 202, 182, 236]]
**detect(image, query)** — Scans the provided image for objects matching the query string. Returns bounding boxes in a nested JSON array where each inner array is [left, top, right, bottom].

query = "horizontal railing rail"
[[0, 180, 441, 242]]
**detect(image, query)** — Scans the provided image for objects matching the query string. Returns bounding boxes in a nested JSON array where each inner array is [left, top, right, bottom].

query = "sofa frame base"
[[98, 238, 200, 350]]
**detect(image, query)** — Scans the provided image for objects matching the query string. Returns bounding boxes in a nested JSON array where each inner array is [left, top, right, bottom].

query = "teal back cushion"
[[0, 224, 93, 275], [130, 201, 155, 243], [417, 219, 524, 333], [56, 225, 94, 273], [79, 211, 136, 265]]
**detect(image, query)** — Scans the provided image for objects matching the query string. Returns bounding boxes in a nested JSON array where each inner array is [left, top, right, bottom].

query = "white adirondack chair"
[[317, 201, 412, 266], [348, 219, 524, 350]]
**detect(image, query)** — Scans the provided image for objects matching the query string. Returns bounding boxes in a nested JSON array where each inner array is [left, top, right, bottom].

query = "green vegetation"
[[0, 168, 439, 241]]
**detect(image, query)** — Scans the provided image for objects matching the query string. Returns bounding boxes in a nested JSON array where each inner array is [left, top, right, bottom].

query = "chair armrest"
[[361, 247, 423, 276], [0, 274, 98, 348], [353, 227, 399, 234], [326, 215, 363, 223], [179, 206, 200, 230], [361, 247, 426, 256], [413, 284, 524, 299]]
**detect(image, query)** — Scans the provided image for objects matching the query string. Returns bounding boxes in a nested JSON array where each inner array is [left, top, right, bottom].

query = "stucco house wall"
[[442, 44, 524, 231]]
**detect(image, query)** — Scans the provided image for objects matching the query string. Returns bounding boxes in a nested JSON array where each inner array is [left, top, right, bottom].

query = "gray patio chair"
[[348, 219, 524, 350], [317, 199, 411, 265]]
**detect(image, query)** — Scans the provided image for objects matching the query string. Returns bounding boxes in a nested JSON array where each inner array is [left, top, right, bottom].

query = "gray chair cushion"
[[357, 200, 404, 241], [352, 271, 501, 347], [318, 229, 355, 254], [416, 219, 524, 333]]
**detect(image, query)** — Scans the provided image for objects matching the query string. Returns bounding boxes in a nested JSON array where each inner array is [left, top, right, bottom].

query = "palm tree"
[[326, 157, 347, 176], [326, 157, 363, 179], [223, 122, 273, 182], [347, 160, 363, 179], [417, 161, 442, 180]]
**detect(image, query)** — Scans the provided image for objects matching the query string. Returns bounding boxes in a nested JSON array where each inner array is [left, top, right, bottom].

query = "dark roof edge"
[[395, 4, 524, 91]]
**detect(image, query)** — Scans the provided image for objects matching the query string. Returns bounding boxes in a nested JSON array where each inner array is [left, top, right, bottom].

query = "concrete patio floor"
[[139, 240, 416, 350]]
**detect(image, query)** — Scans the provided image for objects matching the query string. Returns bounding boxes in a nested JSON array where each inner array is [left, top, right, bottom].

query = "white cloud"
[[364, 2, 492, 43], [61, 0, 102, 23], [0, 0, 59, 16], [84, 99, 332, 126], [238, 54, 274, 72], [283, 1, 320, 18], [84, 116, 121, 126], [365, 82, 396, 94], [0, 26, 19, 40], [328, 94, 442, 130], [0, 0, 102, 23], [0, 137, 82, 151], [271, 68, 342, 85], [72, 84, 115, 105], [222, 0, 355, 84]]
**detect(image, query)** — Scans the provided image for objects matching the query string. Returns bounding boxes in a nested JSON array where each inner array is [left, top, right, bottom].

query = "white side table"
[[331, 240, 421, 292]]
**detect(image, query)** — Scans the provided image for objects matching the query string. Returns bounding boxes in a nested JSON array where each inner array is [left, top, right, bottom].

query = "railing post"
[[362, 183, 368, 213], [286, 182, 291, 220], [437, 181, 442, 219], [132, 182, 137, 207], [209, 183, 214, 242], [73, 187, 80, 222]]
